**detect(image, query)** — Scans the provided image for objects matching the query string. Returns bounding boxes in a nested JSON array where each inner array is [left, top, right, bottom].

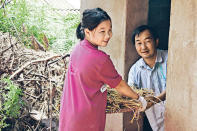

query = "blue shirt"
[[128, 49, 168, 131]]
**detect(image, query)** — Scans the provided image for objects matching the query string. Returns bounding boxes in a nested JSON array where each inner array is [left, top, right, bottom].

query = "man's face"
[[134, 29, 158, 59]]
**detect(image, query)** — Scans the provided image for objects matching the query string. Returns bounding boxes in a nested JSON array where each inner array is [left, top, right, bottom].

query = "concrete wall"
[[165, 0, 197, 130], [124, 0, 148, 81]]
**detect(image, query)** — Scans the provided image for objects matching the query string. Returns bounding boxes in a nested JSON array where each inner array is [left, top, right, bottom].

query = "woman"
[[59, 8, 147, 131]]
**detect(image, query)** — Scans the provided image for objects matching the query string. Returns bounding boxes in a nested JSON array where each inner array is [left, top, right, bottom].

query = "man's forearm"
[[145, 90, 166, 110], [157, 90, 166, 101]]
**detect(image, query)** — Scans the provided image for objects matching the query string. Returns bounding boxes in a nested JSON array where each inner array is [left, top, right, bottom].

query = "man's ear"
[[155, 38, 159, 47]]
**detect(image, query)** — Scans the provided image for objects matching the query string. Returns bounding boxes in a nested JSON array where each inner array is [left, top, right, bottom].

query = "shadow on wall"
[[148, 0, 171, 50]]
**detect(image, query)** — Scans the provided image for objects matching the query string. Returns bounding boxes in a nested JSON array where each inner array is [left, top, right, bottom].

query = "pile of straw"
[[106, 86, 154, 113], [106, 86, 154, 123]]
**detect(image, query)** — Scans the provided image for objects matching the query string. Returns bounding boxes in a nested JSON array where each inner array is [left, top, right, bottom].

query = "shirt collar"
[[139, 49, 163, 70], [81, 39, 98, 50], [155, 50, 163, 63]]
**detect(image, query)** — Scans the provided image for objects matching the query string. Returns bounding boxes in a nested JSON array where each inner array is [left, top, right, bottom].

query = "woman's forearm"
[[115, 80, 139, 99]]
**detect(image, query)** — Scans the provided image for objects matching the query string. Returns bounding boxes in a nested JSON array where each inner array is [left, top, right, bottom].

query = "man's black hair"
[[131, 25, 159, 45]]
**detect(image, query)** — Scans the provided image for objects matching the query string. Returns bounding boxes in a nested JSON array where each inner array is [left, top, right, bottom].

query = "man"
[[128, 25, 167, 131]]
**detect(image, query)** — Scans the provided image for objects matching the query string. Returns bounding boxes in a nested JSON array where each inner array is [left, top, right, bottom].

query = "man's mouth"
[[141, 51, 149, 54]]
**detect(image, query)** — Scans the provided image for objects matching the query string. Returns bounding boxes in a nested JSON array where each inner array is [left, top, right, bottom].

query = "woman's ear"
[[84, 28, 90, 39]]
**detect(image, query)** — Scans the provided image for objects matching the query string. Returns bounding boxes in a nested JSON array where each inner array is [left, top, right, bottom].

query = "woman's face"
[[85, 20, 112, 47]]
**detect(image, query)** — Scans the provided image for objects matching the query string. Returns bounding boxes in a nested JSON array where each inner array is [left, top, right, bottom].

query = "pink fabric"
[[59, 39, 122, 131]]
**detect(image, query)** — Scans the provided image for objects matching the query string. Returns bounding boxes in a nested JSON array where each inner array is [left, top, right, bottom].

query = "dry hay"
[[106, 86, 154, 123]]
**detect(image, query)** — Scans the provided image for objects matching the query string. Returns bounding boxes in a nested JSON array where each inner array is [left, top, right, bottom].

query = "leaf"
[[31, 35, 39, 50], [31, 35, 45, 51], [42, 34, 49, 50]]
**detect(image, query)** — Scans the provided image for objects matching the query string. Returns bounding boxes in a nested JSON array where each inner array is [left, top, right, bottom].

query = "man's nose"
[[141, 43, 147, 49]]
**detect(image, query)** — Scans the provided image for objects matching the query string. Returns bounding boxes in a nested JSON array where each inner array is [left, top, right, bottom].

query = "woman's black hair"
[[76, 7, 111, 40], [131, 25, 159, 45]]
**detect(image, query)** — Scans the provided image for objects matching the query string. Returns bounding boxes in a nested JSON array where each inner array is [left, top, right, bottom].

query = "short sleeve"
[[98, 56, 122, 88], [128, 66, 136, 87]]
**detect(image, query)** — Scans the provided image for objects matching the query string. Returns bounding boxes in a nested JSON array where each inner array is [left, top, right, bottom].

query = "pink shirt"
[[59, 39, 122, 131]]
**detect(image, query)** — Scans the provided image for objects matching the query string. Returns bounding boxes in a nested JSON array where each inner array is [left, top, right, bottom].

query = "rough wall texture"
[[81, 0, 127, 77], [165, 0, 197, 130], [124, 0, 148, 81]]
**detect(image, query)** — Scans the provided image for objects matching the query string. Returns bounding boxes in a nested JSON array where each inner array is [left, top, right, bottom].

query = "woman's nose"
[[105, 32, 111, 39]]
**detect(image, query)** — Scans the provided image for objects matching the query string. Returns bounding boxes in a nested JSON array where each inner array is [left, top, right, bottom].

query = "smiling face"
[[134, 29, 158, 60], [84, 20, 112, 47]]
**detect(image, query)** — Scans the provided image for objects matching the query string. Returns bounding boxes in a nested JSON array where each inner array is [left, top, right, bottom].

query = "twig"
[[30, 73, 48, 79], [7, 16, 23, 44], [48, 54, 70, 65], [0, 0, 12, 9], [34, 104, 45, 131], [9, 55, 61, 79], [26, 68, 34, 75], [9, 54, 15, 69], [20, 119, 34, 131], [49, 68, 52, 131], [23, 91, 40, 99], [0, 42, 16, 55], [16, 79, 47, 82], [52, 104, 59, 113]]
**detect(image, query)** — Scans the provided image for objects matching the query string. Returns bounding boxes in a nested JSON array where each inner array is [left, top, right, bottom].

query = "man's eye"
[[136, 42, 141, 45], [146, 40, 152, 44]]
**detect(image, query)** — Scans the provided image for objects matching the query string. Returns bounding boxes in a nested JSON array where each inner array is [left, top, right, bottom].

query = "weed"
[[0, 78, 23, 129], [0, 0, 80, 52]]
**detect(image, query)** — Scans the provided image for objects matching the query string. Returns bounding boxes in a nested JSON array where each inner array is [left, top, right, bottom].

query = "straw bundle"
[[106, 86, 154, 123]]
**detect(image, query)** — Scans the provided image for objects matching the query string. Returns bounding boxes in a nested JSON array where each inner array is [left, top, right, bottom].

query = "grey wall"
[[165, 0, 197, 130], [124, 0, 148, 81]]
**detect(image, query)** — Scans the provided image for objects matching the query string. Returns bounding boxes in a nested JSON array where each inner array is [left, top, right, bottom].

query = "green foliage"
[[0, 0, 80, 51], [52, 12, 80, 52], [0, 78, 23, 129]]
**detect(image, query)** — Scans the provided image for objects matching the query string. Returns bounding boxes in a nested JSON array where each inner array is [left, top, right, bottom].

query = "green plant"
[[0, 78, 23, 129], [51, 12, 80, 52], [64, 13, 80, 49], [0, 0, 80, 52]]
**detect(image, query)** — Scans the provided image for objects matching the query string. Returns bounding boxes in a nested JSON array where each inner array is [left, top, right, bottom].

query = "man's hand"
[[145, 96, 160, 109], [143, 91, 166, 111], [138, 96, 147, 111]]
